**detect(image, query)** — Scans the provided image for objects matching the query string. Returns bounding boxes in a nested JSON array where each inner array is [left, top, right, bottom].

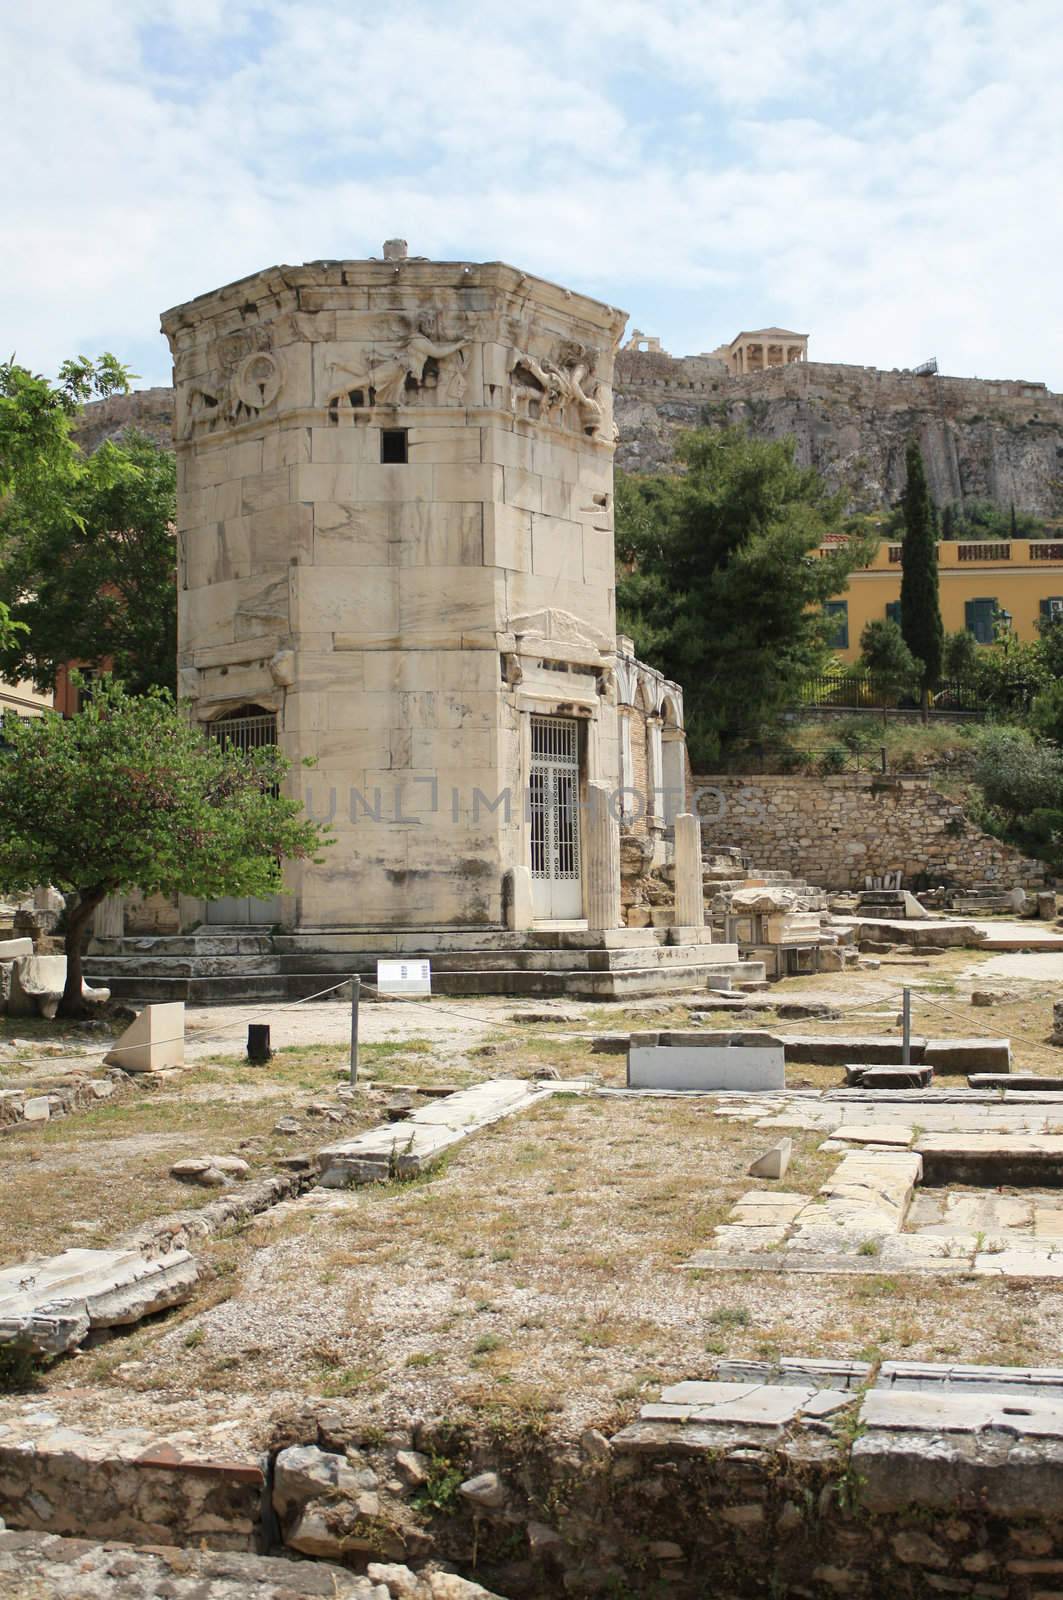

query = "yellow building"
[[824, 536, 1063, 663]]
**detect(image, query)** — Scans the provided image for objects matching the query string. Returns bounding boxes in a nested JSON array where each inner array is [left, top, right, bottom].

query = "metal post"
[[349, 974, 360, 1086], [902, 987, 911, 1065], [247, 1024, 272, 1064]]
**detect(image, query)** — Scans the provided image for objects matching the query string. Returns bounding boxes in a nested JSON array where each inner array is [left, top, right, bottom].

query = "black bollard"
[[247, 1023, 273, 1064]]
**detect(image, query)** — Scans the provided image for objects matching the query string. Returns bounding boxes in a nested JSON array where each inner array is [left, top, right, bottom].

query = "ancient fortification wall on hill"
[[80, 352, 1063, 521], [614, 352, 1063, 516]]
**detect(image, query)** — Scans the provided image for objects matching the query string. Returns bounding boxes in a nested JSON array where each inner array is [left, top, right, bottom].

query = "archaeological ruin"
[[10, 246, 1063, 1600]]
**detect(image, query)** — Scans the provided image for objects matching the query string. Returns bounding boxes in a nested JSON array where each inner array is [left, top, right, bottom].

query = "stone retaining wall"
[[693, 772, 1045, 891], [4, 1393, 1063, 1598]]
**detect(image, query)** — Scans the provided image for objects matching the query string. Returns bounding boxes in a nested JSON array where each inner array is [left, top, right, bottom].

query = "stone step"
[[83, 960, 767, 1004]]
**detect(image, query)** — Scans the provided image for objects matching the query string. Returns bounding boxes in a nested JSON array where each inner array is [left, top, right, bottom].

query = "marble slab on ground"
[[0, 1247, 198, 1355], [316, 1077, 566, 1186], [640, 1380, 854, 1428]]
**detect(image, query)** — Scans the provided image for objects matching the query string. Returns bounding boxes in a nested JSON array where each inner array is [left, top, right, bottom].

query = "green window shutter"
[[1041, 598, 1063, 620], [965, 598, 997, 644], [885, 601, 902, 625]]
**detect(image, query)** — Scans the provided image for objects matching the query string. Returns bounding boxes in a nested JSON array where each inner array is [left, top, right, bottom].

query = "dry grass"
[[54, 1085, 1060, 1438], [5, 951, 1063, 1439]]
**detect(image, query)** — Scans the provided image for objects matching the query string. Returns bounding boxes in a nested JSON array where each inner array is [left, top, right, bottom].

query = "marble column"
[[585, 781, 621, 931], [673, 813, 705, 930]]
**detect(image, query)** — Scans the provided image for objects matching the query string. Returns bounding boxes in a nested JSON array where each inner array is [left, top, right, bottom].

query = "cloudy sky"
[[5, 0, 1060, 390]]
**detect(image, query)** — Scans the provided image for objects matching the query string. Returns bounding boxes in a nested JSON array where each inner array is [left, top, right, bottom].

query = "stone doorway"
[[529, 715, 583, 921]]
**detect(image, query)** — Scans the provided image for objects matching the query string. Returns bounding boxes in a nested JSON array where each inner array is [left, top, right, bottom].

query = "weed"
[[183, 1327, 205, 1350], [853, 1276, 898, 1300], [412, 1455, 466, 1514], [473, 1334, 502, 1356], [857, 1239, 881, 1257], [0, 1340, 42, 1393], [710, 1305, 751, 1327]]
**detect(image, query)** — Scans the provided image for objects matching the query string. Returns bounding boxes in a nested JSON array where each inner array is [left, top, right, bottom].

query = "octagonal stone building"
[[163, 246, 635, 937]]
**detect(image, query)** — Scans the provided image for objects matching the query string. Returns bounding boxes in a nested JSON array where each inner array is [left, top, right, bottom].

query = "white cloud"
[[2, 0, 1061, 388]]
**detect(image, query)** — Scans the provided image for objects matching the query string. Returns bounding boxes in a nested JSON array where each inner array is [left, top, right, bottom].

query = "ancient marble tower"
[[162, 245, 629, 933]]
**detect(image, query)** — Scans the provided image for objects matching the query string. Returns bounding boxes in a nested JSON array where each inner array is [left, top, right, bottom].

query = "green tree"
[[858, 617, 918, 712], [616, 429, 875, 764], [942, 628, 979, 678], [899, 441, 944, 716], [0, 680, 328, 1015], [859, 617, 918, 680], [0, 431, 177, 694], [0, 356, 178, 695], [1030, 680, 1063, 746], [972, 725, 1063, 826]]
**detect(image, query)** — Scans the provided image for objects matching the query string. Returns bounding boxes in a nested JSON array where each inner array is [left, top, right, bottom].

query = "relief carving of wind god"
[[326, 317, 469, 415], [508, 341, 606, 439]]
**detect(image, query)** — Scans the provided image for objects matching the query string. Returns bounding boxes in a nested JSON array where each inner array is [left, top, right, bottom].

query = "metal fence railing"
[[795, 673, 1038, 715]]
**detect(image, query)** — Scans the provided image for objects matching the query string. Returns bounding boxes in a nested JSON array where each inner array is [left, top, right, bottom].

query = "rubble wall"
[[693, 772, 1045, 890], [4, 1409, 1063, 1598]]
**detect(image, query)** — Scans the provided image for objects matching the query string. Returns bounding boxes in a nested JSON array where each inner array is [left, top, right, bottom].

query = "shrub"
[[973, 726, 1063, 825]]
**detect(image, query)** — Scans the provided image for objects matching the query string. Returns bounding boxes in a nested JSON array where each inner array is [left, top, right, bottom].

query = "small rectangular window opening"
[[381, 429, 408, 464]]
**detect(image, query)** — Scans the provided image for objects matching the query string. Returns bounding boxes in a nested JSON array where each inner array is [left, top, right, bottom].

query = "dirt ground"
[[3, 947, 1063, 1442]]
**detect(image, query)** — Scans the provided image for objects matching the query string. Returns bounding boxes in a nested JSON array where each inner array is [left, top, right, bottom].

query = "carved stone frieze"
[[183, 330, 285, 438], [507, 340, 607, 438], [324, 315, 469, 415]]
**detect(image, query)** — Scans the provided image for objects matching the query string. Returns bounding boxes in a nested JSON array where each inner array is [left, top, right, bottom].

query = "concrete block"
[[627, 1043, 785, 1091], [104, 1002, 185, 1073], [748, 1138, 792, 1179]]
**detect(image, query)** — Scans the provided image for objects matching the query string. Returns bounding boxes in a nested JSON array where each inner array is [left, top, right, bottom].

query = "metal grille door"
[[205, 707, 282, 926], [529, 716, 582, 919]]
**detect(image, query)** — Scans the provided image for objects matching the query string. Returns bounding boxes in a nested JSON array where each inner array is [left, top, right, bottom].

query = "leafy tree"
[[616, 429, 875, 764], [0, 680, 328, 1015], [1036, 612, 1063, 678], [1030, 680, 1063, 746], [899, 441, 944, 714], [858, 617, 918, 716], [0, 356, 178, 695], [942, 628, 979, 678], [941, 496, 1043, 541], [972, 725, 1063, 826], [0, 431, 177, 694], [859, 617, 918, 681]]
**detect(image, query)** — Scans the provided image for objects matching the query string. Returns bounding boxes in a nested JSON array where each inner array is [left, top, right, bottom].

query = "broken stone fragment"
[[273, 1444, 378, 1517], [394, 1448, 431, 1487], [273, 1117, 302, 1134], [458, 1469, 507, 1509], [170, 1156, 250, 1187], [527, 1520, 563, 1554], [580, 1427, 612, 1463]]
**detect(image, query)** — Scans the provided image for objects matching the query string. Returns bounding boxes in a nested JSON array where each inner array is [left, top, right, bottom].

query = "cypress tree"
[[899, 440, 944, 717]]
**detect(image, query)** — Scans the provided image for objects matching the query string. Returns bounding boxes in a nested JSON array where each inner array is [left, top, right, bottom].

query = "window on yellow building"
[[965, 598, 998, 644], [886, 601, 902, 626], [823, 601, 849, 649]]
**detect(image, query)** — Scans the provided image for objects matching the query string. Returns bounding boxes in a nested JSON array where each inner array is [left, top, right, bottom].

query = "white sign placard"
[[376, 959, 432, 996]]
